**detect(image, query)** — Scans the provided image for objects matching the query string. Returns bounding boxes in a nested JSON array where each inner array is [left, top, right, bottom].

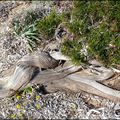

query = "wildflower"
[[16, 94, 21, 99], [36, 103, 41, 110], [36, 95, 40, 101], [16, 104, 21, 109]]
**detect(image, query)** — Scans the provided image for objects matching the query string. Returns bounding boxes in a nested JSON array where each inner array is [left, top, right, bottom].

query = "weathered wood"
[[23, 69, 120, 103], [0, 51, 120, 103]]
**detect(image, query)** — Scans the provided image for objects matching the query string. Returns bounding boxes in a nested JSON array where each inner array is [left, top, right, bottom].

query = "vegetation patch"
[[12, 1, 120, 66], [61, 40, 87, 65], [13, 10, 42, 51], [13, 9, 62, 51], [36, 10, 62, 39], [61, 1, 120, 66]]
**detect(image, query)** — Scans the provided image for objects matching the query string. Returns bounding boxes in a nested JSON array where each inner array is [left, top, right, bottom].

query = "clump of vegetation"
[[22, 87, 33, 95], [36, 10, 62, 39], [13, 10, 43, 51], [17, 87, 33, 96], [61, 1, 120, 66], [61, 40, 87, 65], [13, 10, 62, 51], [12, 1, 120, 66]]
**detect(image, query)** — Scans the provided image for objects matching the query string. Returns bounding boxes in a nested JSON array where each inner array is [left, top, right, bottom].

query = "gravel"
[[0, 1, 120, 119], [0, 90, 119, 119]]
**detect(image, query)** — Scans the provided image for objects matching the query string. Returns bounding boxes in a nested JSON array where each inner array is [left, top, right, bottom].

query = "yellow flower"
[[16, 95, 21, 99], [36, 103, 41, 110], [16, 104, 21, 109], [36, 95, 40, 100]]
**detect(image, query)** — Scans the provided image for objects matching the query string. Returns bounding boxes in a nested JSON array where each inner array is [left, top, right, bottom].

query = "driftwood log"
[[0, 51, 120, 103]]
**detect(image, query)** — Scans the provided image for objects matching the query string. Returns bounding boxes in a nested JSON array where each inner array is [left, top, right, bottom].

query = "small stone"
[[70, 102, 78, 110]]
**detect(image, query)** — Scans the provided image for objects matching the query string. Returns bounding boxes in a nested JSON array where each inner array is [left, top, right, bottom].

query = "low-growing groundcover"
[[61, 1, 120, 67]]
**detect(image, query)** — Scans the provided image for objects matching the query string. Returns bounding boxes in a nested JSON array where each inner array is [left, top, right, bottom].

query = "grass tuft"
[[36, 10, 62, 39]]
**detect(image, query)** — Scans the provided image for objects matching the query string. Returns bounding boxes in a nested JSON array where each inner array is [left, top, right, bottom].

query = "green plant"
[[13, 11, 42, 51], [14, 21, 39, 51], [22, 87, 33, 95], [12, 1, 120, 66], [61, 1, 120, 66], [36, 10, 62, 39], [16, 87, 33, 96], [61, 40, 87, 65]]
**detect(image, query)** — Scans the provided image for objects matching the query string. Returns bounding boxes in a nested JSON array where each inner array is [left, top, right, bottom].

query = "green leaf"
[[23, 87, 33, 95]]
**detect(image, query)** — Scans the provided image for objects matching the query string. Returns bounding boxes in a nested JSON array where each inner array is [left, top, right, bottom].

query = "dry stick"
[[0, 52, 60, 98], [0, 65, 37, 98]]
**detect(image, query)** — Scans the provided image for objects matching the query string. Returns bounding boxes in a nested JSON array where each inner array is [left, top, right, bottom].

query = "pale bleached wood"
[[0, 51, 119, 103]]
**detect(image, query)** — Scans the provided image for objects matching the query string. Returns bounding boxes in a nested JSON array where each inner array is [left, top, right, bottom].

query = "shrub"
[[61, 40, 87, 65]]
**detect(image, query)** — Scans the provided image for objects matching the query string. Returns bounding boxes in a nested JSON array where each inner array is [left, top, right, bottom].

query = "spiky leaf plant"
[[13, 10, 42, 51]]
